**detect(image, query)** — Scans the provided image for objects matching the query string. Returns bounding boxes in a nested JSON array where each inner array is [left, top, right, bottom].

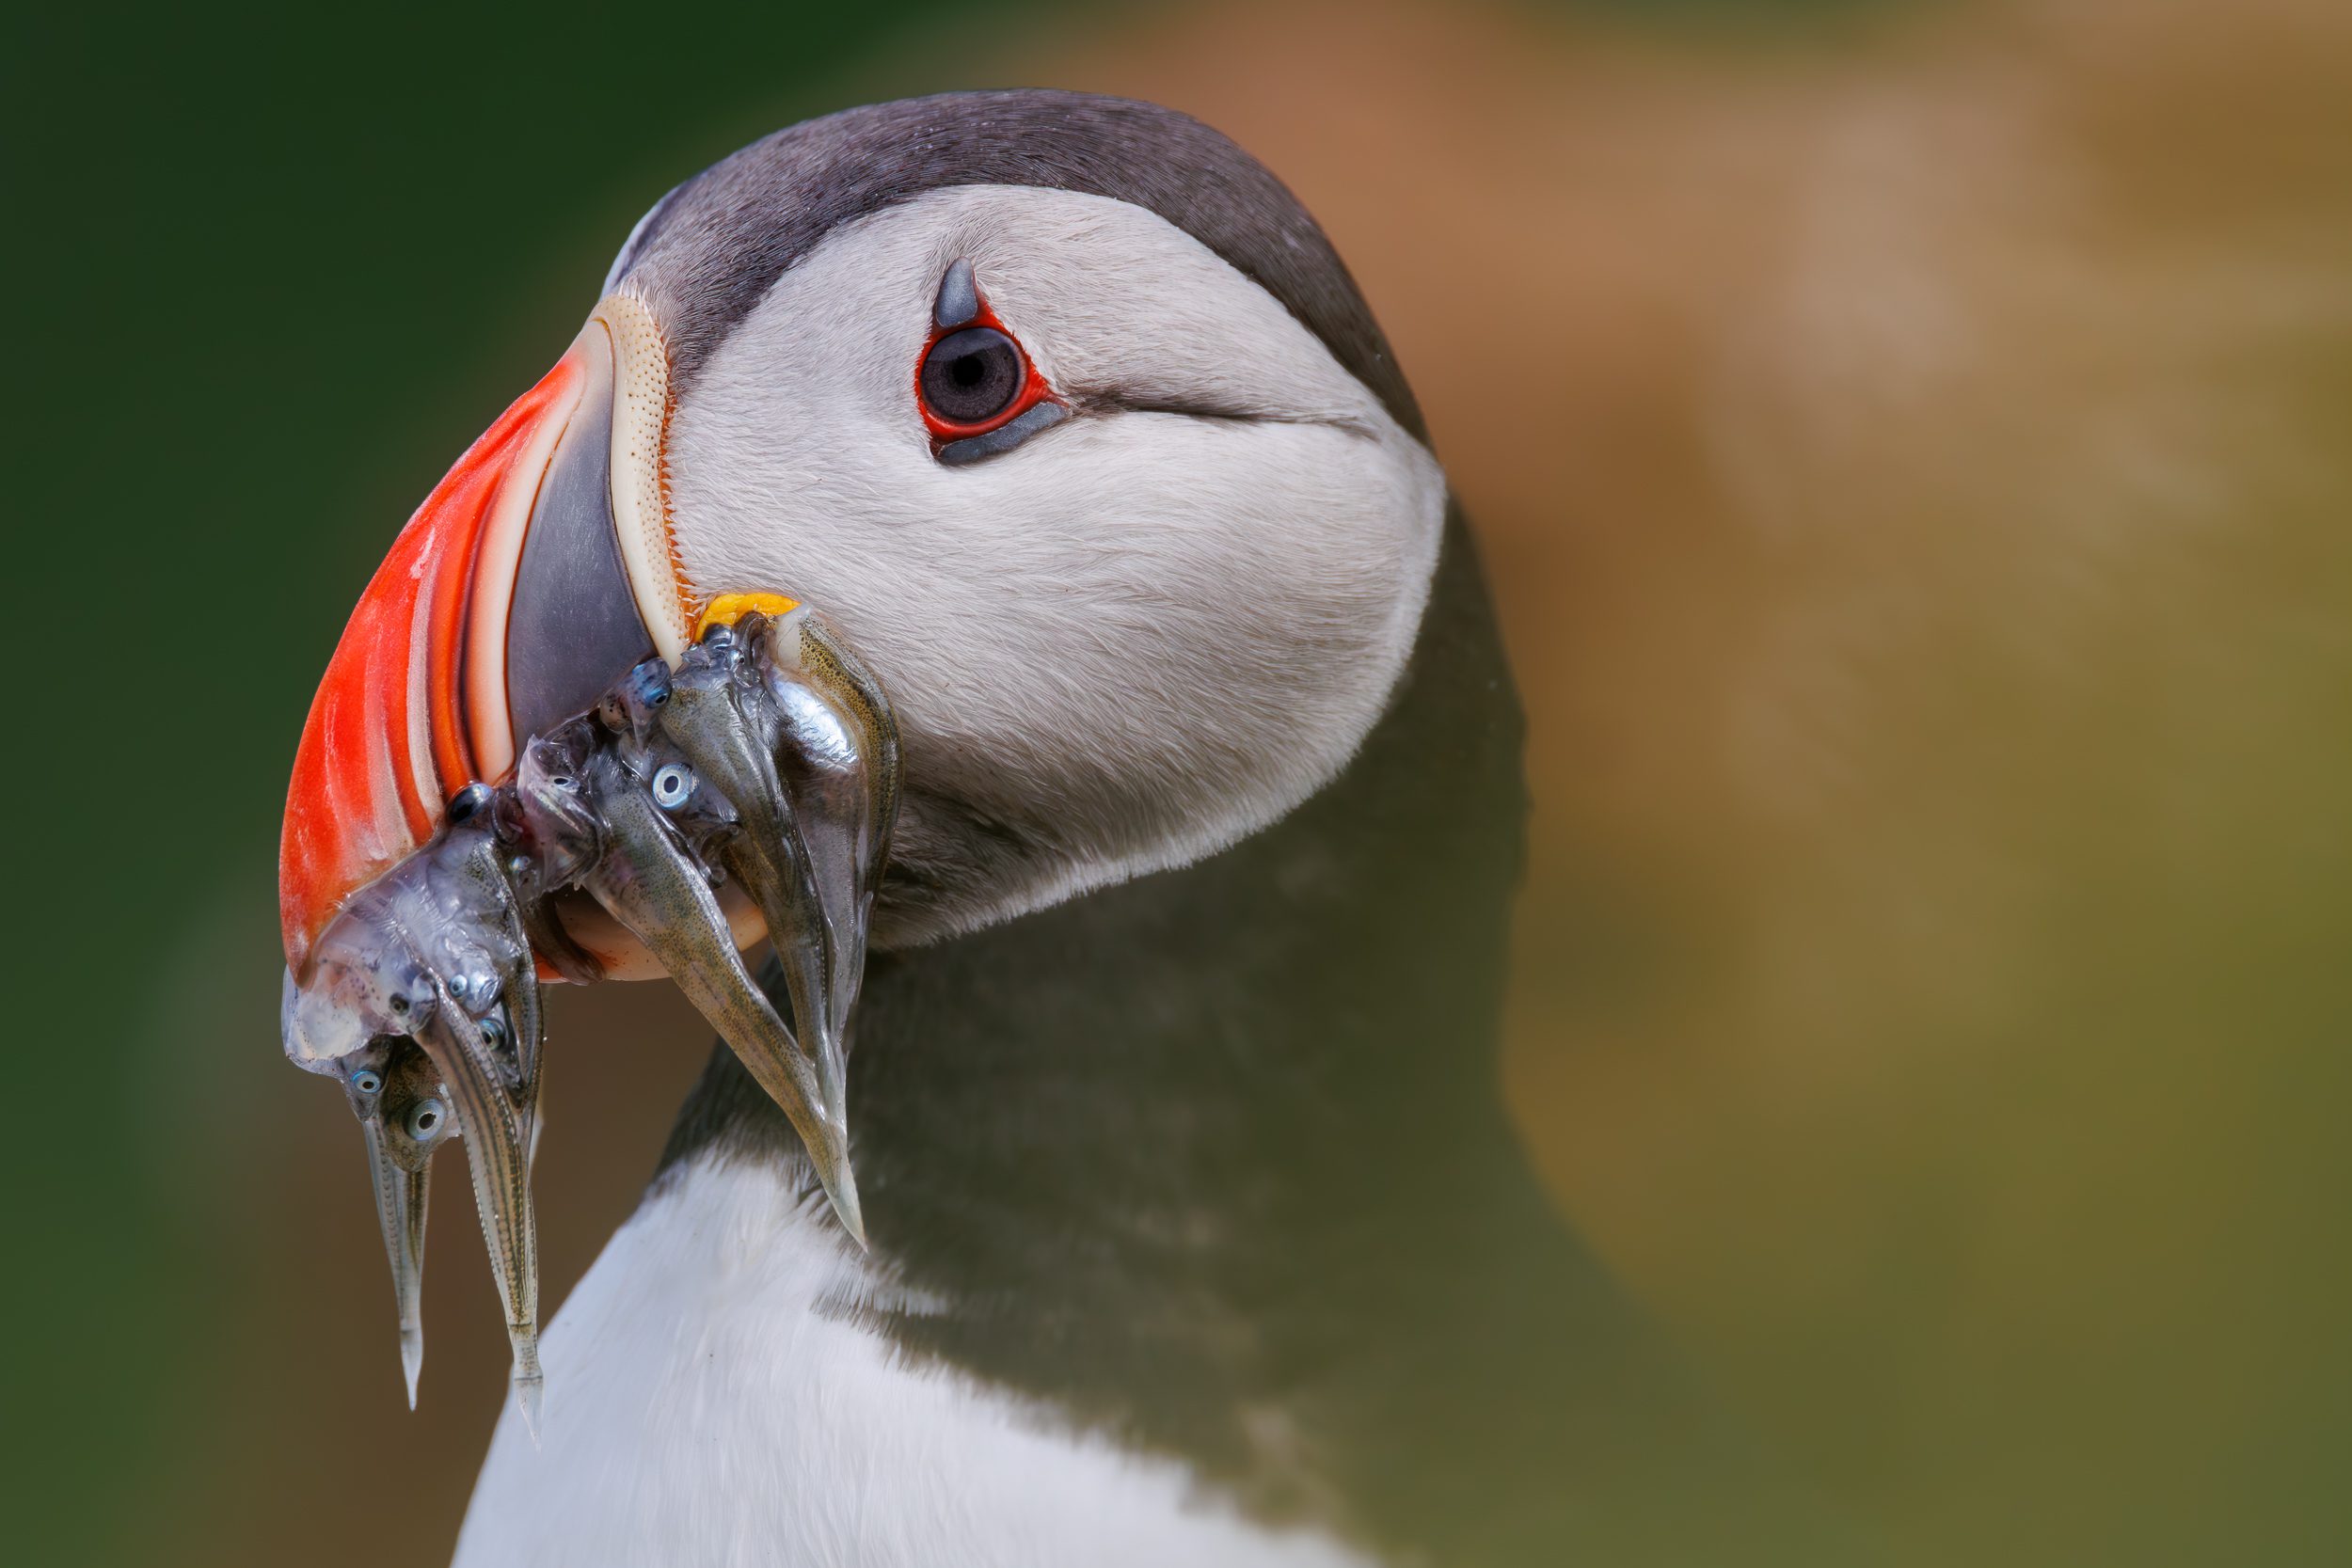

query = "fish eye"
[[406, 1099, 446, 1140], [625, 663, 673, 710], [479, 1011, 509, 1050], [448, 783, 493, 823], [350, 1069, 383, 1095], [653, 764, 695, 811]]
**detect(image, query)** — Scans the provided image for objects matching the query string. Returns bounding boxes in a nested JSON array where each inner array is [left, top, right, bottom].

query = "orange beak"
[[279, 297, 693, 977]]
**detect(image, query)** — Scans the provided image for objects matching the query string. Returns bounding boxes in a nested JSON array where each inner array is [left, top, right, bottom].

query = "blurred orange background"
[[16, 0, 2349, 1563]]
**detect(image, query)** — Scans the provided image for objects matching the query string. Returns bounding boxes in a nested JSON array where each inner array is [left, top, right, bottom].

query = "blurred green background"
[[9, 1, 2351, 1562]]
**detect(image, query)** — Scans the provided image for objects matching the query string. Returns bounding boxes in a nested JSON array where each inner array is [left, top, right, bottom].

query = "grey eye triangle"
[[934, 259, 978, 330]]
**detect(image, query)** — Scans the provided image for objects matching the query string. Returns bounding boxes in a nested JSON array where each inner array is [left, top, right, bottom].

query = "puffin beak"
[[278, 295, 899, 1416], [280, 296, 675, 969]]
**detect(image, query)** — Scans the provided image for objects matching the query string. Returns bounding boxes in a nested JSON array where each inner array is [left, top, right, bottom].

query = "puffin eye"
[[920, 328, 1024, 426], [653, 763, 695, 810], [915, 260, 1067, 463]]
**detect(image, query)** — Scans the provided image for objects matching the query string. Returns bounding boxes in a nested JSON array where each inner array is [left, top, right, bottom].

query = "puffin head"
[[282, 89, 1444, 972], [276, 91, 1450, 1418]]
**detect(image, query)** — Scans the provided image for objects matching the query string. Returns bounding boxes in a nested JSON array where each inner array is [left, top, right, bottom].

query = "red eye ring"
[[914, 290, 1061, 448]]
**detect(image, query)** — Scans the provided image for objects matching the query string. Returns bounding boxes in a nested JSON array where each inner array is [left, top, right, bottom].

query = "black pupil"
[[922, 327, 1023, 425]]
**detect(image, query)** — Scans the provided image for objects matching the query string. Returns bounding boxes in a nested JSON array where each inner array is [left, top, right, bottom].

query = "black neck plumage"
[[656, 513, 1843, 1565]]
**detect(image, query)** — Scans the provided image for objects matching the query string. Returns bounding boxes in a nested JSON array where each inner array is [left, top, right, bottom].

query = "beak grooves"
[[280, 293, 687, 977], [279, 350, 585, 974]]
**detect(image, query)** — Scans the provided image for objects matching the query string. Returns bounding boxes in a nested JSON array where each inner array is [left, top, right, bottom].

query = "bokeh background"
[[10, 0, 2350, 1562]]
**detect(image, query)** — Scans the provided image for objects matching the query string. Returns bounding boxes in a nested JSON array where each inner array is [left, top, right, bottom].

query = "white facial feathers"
[[665, 185, 1446, 943]]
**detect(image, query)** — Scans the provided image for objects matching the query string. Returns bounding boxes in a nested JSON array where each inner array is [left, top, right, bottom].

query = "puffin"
[[276, 90, 1835, 1567]]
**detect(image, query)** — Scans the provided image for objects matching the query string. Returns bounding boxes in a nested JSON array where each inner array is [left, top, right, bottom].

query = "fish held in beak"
[[343, 1039, 450, 1408], [565, 643, 871, 1246], [648, 607, 898, 1144], [497, 609, 897, 1253], [377, 1044, 452, 1404], [282, 797, 551, 1432], [280, 594, 899, 1413], [749, 610, 901, 1112], [417, 996, 543, 1435]]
